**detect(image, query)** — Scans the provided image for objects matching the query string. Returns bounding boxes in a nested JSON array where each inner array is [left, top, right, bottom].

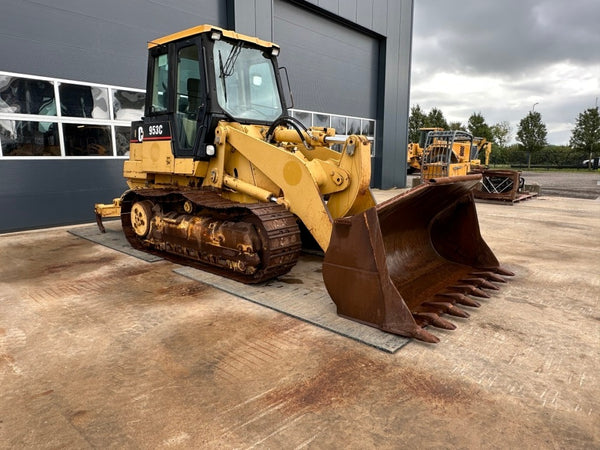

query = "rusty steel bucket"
[[322, 175, 513, 343]]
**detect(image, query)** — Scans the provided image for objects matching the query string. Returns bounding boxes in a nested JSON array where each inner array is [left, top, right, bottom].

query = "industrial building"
[[0, 0, 413, 232]]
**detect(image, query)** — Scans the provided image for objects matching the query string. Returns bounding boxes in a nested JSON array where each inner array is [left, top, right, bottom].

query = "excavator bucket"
[[322, 175, 513, 343]]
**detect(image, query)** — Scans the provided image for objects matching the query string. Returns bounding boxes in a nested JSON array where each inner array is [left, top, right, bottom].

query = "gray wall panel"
[[0, 0, 226, 88], [355, 0, 374, 30], [273, 0, 379, 119], [0, 1, 227, 232], [338, 0, 358, 22], [371, 0, 389, 35], [231, 0, 273, 41], [380, 0, 412, 188], [0, 160, 127, 233]]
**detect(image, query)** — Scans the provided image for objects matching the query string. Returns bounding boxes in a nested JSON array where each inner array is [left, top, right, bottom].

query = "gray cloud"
[[413, 0, 600, 76], [410, 0, 600, 144]]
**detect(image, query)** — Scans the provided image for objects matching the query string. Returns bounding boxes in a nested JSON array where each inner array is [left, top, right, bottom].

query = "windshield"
[[213, 40, 283, 122]]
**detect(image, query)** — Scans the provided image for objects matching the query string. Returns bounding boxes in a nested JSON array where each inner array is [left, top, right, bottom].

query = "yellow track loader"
[[406, 127, 443, 174], [95, 25, 512, 343]]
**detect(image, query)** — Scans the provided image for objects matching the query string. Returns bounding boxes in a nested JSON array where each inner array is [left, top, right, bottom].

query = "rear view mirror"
[[279, 66, 294, 109]]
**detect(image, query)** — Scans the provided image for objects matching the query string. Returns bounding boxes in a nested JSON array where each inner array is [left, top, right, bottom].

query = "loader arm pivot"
[[209, 123, 374, 251]]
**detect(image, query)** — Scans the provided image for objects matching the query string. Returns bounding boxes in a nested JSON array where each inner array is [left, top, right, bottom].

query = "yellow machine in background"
[[412, 129, 535, 202], [420, 130, 491, 180], [95, 25, 511, 343], [406, 127, 442, 173], [407, 128, 491, 177]]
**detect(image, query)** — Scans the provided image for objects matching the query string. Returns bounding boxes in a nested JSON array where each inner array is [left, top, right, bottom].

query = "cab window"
[[151, 53, 169, 113], [175, 45, 202, 149]]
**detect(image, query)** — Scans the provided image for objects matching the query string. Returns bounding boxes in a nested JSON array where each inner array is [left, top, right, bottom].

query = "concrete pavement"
[[1, 194, 598, 448]]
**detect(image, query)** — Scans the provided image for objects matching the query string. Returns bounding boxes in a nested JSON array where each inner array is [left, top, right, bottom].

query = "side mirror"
[[279, 66, 294, 109]]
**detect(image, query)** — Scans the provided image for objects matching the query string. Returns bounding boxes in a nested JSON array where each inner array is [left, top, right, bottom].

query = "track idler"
[[322, 175, 513, 343]]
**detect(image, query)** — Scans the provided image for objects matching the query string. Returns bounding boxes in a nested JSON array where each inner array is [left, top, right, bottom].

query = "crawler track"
[[121, 189, 302, 283]]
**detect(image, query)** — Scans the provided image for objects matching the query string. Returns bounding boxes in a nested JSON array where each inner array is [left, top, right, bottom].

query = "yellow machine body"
[[95, 25, 511, 343]]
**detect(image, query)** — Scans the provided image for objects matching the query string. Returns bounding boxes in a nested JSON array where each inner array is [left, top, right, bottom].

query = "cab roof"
[[147, 24, 279, 51]]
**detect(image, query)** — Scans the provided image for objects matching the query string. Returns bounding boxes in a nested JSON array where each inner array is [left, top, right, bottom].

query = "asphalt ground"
[[519, 170, 600, 200]]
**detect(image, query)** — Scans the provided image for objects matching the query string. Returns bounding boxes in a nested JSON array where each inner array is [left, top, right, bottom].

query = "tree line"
[[408, 105, 600, 169]]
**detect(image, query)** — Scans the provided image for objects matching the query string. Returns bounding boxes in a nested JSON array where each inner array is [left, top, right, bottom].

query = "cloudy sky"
[[410, 0, 600, 144]]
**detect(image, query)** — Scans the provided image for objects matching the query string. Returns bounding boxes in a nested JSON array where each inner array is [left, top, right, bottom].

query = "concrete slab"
[[174, 264, 409, 353], [68, 221, 162, 262], [68, 222, 409, 352], [1, 194, 598, 448]]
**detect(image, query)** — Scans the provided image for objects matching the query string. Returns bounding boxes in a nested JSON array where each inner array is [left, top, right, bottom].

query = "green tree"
[[467, 112, 493, 140], [448, 121, 464, 131], [427, 107, 448, 129], [516, 110, 547, 168], [490, 121, 512, 147], [408, 104, 428, 143], [569, 106, 600, 169]]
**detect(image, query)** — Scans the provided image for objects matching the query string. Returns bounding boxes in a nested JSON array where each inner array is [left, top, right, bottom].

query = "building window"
[[0, 120, 60, 156], [331, 116, 347, 134], [113, 90, 145, 121], [290, 108, 376, 155], [0, 76, 55, 115], [59, 83, 110, 119], [63, 123, 112, 156], [0, 71, 144, 158], [115, 126, 132, 156]]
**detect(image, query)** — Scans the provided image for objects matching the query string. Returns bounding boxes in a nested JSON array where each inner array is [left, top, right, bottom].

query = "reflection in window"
[[113, 90, 145, 121], [59, 83, 109, 119], [0, 76, 55, 115], [115, 126, 131, 156], [292, 110, 311, 127], [63, 123, 112, 156], [312, 113, 329, 128], [361, 119, 375, 137], [0, 120, 60, 156], [331, 116, 346, 135], [347, 118, 361, 135]]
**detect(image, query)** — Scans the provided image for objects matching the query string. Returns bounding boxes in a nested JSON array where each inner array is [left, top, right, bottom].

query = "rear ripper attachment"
[[322, 175, 513, 343]]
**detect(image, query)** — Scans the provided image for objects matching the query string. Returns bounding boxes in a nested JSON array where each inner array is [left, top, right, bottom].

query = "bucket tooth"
[[479, 266, 515, 277], [470, 287, 491, 298], [458, 297, 480, 307], [446, 304, 470, 318], [461, 277, 499, 290], [421, 301, 470, 318], [495, 266, 515, 277], [449, 284, 491, 298], [470, 271, 507, 283], [413, 327, 441, 344], [436, 292, 481, 308], [413, 313, 456, 330], [480, 279, 500, 290]]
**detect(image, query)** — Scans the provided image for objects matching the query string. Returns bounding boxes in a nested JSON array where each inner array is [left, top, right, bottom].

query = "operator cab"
[[142, 25, 288, 159]]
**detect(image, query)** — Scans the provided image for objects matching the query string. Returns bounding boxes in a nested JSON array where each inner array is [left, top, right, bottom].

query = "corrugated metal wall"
[[0, 0, 226, 233], [273, 0, 379, 119], [0, 0, 226, 88]]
